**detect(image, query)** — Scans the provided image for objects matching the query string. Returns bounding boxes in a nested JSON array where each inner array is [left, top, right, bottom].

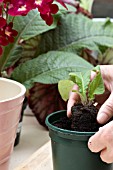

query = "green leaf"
[[0, 9, 58, 71], [11, 51, 93, 89], [55, 2, 77, 14], [38, 14, 113, 56], [98, 48, 113, 65], [88, 67, 105, 101], [58, 80, 75, 101], [69, 71, 91, 104], [14, 9, 58, 40], [80, 0, 94, 12]]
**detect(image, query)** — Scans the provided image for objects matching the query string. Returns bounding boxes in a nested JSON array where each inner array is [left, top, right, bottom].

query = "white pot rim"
[[0, 78, 26, 103], [93, 18, 113, 22]]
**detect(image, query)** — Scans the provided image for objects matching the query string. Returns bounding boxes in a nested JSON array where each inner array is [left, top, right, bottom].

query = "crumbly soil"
[[53, 104, 101, 132]]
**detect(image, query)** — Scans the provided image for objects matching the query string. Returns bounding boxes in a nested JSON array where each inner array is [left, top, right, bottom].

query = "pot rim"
[[93, 18, 113, 22], [0, 78, 26, 103], [46, 110, 96, 136]]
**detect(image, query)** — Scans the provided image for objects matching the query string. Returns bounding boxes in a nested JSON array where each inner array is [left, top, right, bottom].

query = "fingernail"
[[97, 113, 109, 124]]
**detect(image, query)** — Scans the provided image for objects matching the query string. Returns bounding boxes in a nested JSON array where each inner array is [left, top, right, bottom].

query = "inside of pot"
[[0, 79, 21, 101]]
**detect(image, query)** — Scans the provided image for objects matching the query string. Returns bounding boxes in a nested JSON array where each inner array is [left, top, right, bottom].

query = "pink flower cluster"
[[0, 0, 66, 56]]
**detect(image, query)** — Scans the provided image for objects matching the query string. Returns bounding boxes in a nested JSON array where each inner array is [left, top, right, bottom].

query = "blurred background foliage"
[[2, 0, 113, 127]]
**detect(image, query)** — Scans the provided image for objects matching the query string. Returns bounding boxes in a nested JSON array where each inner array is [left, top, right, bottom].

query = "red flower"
[[0, 17, 6, 28], [4, 22, 18, 42], [0, 36, 9, 46], [0, 22, 18, 56], [8, 0, 35, 16], [0, 6, 2, 15], [35, 0, 59, 25], [0, 35, 9, 56], [0, 0, 68, 56]]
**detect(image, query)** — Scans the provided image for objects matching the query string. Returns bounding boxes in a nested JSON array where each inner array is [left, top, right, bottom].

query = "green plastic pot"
[[46, 110, 112, 170]]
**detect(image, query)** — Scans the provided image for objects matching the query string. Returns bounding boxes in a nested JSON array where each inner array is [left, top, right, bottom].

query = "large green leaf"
[[11, 51, 93, 89], [0, 9, 58, 71], [14, 9, 58, 40], [1, 5, 76, 71], [38, 14, 113, 55]]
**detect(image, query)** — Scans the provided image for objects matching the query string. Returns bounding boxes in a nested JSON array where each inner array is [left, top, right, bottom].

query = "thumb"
[[97, 93, 113, 124]]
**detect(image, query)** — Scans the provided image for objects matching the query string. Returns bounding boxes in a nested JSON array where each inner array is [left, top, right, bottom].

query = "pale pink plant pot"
[[0, 78, 26, 170]]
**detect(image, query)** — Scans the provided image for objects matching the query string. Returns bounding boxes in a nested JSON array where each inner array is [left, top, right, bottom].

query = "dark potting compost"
[[53, 104, 101, 132]]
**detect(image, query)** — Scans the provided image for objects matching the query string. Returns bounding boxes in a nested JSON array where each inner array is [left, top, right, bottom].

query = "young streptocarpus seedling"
[[58, 66, 105, 106]]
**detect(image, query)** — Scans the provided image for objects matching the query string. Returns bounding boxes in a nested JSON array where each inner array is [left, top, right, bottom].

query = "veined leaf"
[[58, 80, 75, 101], [0, 9, 58, 70], [1, 6, 76, 70], [14, 9, 58, 40], [38, 14, 113, 56], [88, 67, 105, 101], [69, 71, 91, 104], [11, 51, 93, 89]]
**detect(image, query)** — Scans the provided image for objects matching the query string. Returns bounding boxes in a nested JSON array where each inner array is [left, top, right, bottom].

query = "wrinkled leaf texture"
[[1, 9, 58, 70], [11, 13, 113, 127], [11, 51, 93, 89], [2, 4, 75, 70], [70, 71, 91, 104], [37, 14, 113, 55], [11, 50, 92, 127]]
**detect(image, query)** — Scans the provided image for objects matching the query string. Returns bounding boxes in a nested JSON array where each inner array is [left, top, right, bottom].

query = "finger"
[[100, 147, 113, 163], [67, 84, 79, 117], [97, 92, 113, 124], [88, 127, 106, 153]]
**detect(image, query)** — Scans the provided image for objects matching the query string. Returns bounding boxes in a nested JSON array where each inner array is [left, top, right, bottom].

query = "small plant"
[[58, 65, 105, 106], [58, 66, 105, 132]]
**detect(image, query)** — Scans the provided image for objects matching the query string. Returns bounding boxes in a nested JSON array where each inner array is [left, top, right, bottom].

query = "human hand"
[[88, 121, 113, 163], [88, 65, 113, 163], [67, 65, 113, 124], [67, 65, 113, 163]]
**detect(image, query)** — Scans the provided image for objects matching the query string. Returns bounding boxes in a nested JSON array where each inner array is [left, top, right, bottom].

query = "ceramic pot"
[[0, 78, 26, 170], [46, 110, 113, 170], [14, 97, 27, 146]]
